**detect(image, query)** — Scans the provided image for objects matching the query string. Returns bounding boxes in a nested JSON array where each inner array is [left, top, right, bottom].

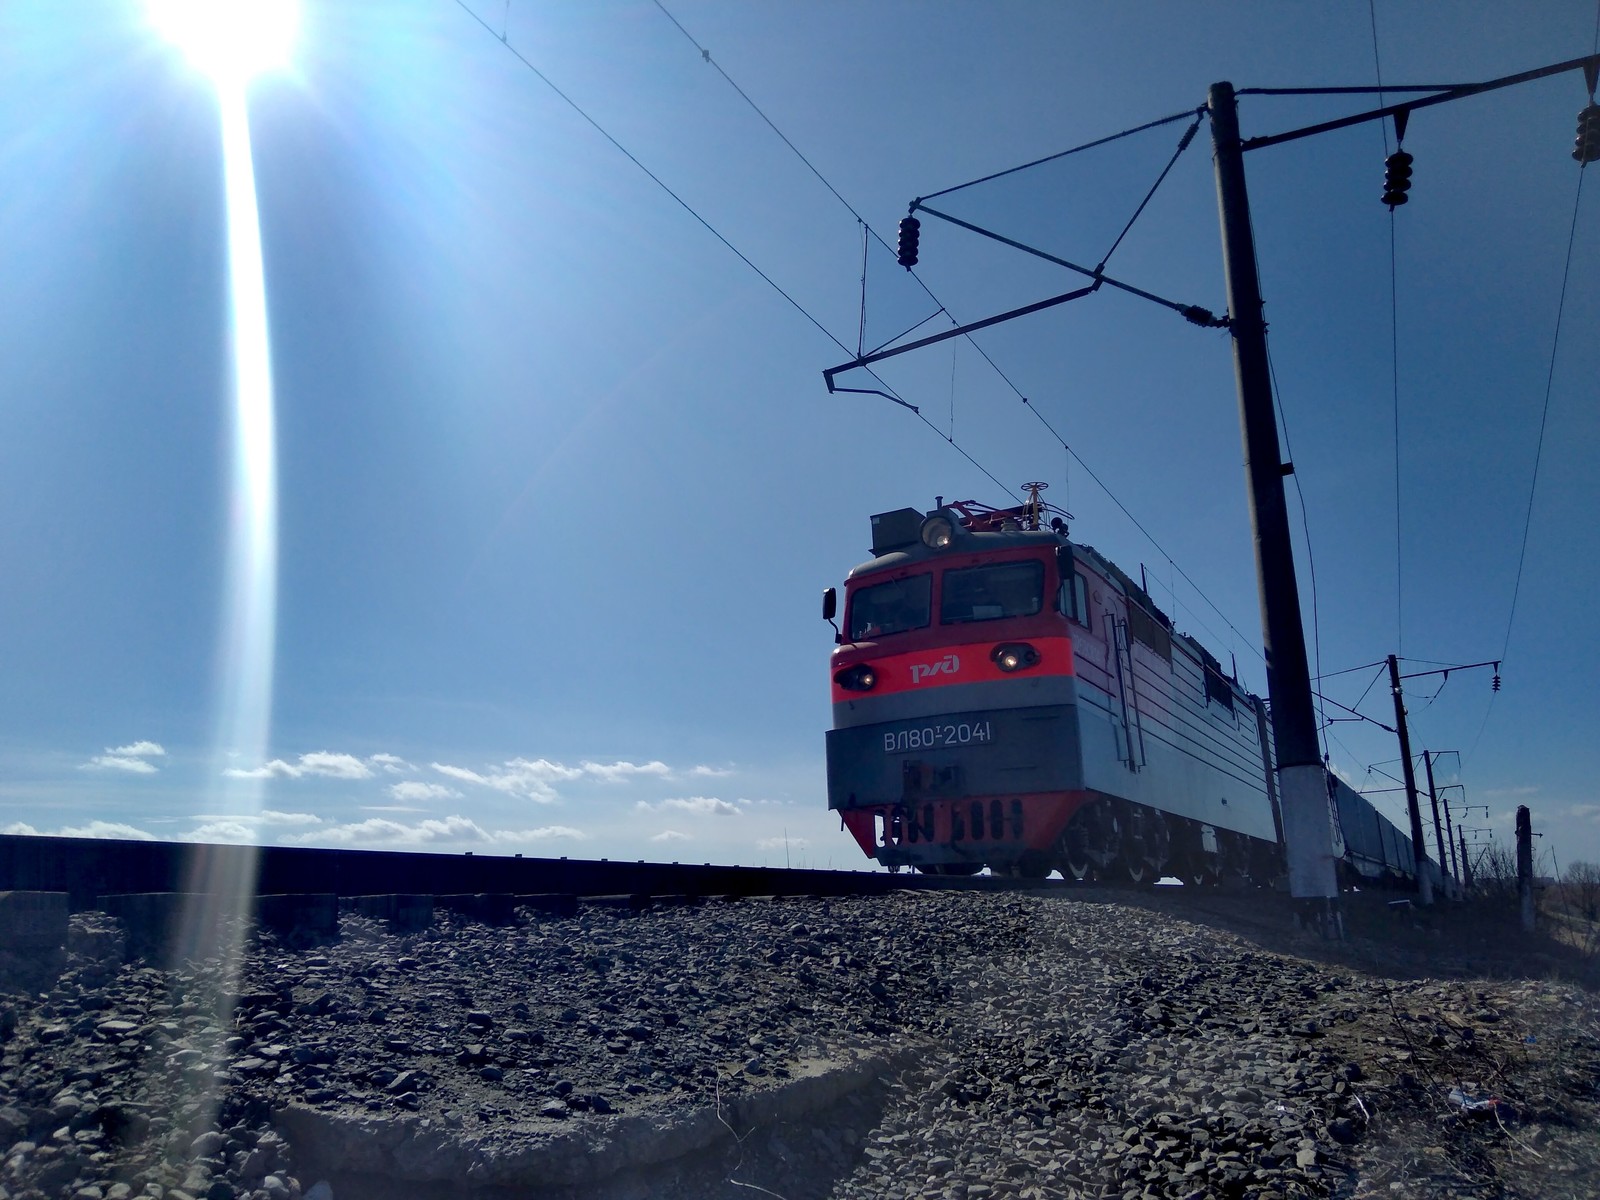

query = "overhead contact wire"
[[1498, 166, 1588, 665], [455, 0, 1014, 500], [652, 0, 871, 228], [645, 3, 1257, 665], [1471, 0, 1600, 765], [1369, 0, 1405, 659], [451, 0, 844, 356]]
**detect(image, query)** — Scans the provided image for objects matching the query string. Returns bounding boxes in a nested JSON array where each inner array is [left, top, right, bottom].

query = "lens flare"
[[148, 0, 299, 85]]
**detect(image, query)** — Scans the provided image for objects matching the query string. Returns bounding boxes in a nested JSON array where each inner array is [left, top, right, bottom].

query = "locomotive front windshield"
[[849, 573, 931, 640], [940, 560, 1045, 624]]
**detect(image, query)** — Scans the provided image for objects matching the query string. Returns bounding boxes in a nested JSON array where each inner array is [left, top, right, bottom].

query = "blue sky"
[[1, 2, 1595, 875]]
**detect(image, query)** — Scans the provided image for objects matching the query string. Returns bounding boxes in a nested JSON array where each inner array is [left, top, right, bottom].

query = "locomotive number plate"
[[882, 720, 994, 754]]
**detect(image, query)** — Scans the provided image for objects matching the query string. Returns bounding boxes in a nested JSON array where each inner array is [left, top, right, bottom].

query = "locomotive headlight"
[[919, 514, 955, 550], [834, 664, 879, 691], [991, 642, 1040, 673]]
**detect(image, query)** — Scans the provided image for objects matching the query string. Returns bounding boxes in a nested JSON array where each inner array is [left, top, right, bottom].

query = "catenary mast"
[[1207, 82, 1342, 931]]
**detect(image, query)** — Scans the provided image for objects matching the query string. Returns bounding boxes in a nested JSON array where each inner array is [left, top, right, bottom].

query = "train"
[[823, 489, 1431, 888]]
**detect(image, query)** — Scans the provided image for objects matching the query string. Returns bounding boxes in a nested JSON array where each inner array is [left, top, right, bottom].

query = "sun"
[[147, 0, 299, 85]]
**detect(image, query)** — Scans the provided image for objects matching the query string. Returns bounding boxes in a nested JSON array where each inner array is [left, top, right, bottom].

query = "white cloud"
[[297, 815, 493, 846], [224, 751, 373, 781], [389, 781, 462, 803], [1568, 804, 1600, 822], [67, 821, 159, 840], [1482, 785, 1539, 799], [184, 821, 259, 844], [109, 741, 166, 758], [757, 836, 810, 851], [500, 825, 589, 842], [368, 753, 414, 774], [635, 796, 740, 817], [82, 739, 167, 773], [360, 804, 423, 813], [82, 755, 159, 774], [222, 760, 294, 780], [298, 752, 373, 779], [429, 758, 583, 803], [289, 815, 589, 848], [651, 830, 690, 842], [582, 760, 670, 782], [427, 757, 679, 799], [2, 820, 156, 841], [688, 764, 734, 778], [191, 809, 321, 827], [429, 763, 486, 785]]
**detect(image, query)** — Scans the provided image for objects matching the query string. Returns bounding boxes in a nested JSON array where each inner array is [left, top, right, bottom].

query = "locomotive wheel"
[[1185, 859, 1219, 887], [1216, 832, 1252, 888], [1061, 801, 1118, 883], [1061, 824, 1095, 882], [1120, 806, 1170, 885]]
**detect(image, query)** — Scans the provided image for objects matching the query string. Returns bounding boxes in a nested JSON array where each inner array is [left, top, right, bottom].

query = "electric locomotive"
[[823, 487, 1286, 882]]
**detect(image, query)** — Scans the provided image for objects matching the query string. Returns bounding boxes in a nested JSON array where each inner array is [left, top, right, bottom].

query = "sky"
[[0, 1, 1595, 877]]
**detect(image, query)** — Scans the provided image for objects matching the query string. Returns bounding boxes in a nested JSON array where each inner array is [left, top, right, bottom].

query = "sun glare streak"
[[147, 0, 294, 1135], [213, 77, 279, 779]]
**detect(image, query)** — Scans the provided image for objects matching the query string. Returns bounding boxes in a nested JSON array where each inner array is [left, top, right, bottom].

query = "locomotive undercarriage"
[[1049, 797, 1264, 885], [862, 791, 1276, 886]]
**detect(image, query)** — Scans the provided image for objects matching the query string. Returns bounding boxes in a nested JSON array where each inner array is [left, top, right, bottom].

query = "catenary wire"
[[645, 3, 1262, 665], [1097, 116, 1203, 270], [652, 0, 874, 232], [453, 0, 1021, 504], [457, 0, 1024, 512], [1468, 153, 1590, 767], [1313, 658, 1388, 682], [1469, 10, 1595, 766], [1265, 337, 1330, 761], [1350, 663, 1388, 716], [918, 107, 1206, 203], [948, 342, 957, 440], [449, 1, 846, 357], [1370, 0, 1405, 660], [856, 222, 869, 357], [1312, 689, 1395, 732], [1498, 163, 1588, 666]]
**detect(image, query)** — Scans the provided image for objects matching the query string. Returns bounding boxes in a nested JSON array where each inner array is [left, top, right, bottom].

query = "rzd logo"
[[910, 654, 960, 684]]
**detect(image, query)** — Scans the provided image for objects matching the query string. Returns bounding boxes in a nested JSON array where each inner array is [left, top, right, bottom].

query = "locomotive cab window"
[[940, 561, 1044, 624], [848, 573, 932, 640]]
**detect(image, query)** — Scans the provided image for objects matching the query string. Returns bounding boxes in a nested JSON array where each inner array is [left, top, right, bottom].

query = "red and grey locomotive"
[[823, 488, 1285, 882], [823, 488, 1430, 887]]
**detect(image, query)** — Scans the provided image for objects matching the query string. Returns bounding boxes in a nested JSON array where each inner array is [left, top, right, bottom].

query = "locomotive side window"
[[940, 561, 1044, 624], [848, 573, 931, 640], [1059, 571, 1089, 624]]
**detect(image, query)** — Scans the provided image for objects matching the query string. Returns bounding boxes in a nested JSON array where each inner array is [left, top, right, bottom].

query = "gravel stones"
[[0, 896, 1596, 1198]]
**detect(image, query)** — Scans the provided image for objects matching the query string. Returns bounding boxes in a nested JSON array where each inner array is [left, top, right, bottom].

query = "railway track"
[[0, 832, 1072, 913]]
